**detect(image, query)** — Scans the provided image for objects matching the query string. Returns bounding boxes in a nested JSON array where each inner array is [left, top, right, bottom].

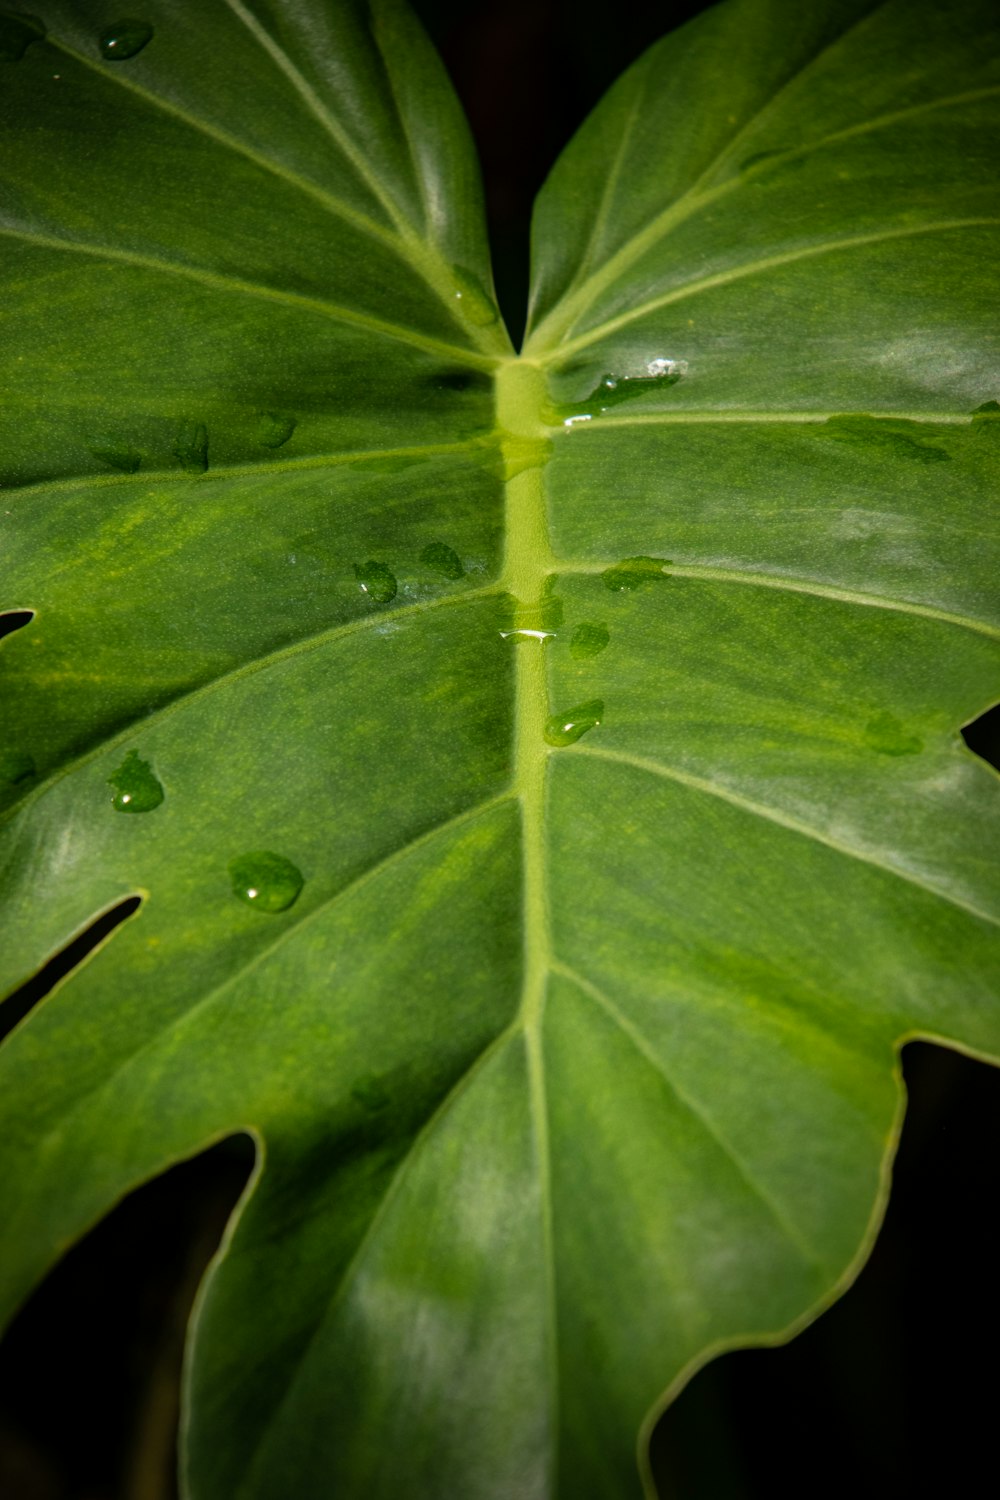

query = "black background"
[[1, 3, 998, 1496]]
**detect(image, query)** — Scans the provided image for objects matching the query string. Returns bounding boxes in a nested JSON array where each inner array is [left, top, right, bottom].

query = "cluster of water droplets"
[[353, 538, 467, 607], [7, 532, 476, 916], [100, 748, 306, 914], [530, 556, 672, 748], [86, 410, 297, 476]]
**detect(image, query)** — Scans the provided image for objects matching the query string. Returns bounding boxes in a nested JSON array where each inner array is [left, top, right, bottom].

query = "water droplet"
[[229, 851, 304, 913], [570, 621, 609, 659], [498, 589, 563, 641], [824, 416, 950, 463], [502, 435, 552, 479], [550, 362, 687, 425], [255, 411, 296, 448], [544, 699, 604, 748], [451, 265, 498, 327], [98, 18, 153, 61], [602, 556, 670, 592], [0, 748, 35, 786], [351, 1074, 390, 1112], [354, 560, 397, 604], [88, 439, 141, 473], [863, 712, 923, 757], [0, 9, 45, 61], [971, 402, 1000, 443], [420, 541, 464, 580], [108, 749, 164, 813], [173, 420, 208, 473]]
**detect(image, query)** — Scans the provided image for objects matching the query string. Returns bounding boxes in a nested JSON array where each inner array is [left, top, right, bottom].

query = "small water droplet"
[[570, 621, 609, 659], [824, 416, 950, 463], [420, 541, 464, 580], [88, 439, 141, 473], [451, 265, 498, 327], [98, 18, 153, 61], [0, 9, 45, 61], [602, 556, 670, 592], [0, 748, 35, 786], [108, 749, 164, 813], [354, 560, 397, 604], [173, 420, 208, 473], [255, 411, 296, 448], [498, 589, 563, 641], [544, 699, 604, 747], [971, 401, 1000, 443], [229, 851, 304, 912], [863, 712, 923, 757], [351, 1074, 391, 1112], [550, 362, 687, 426]]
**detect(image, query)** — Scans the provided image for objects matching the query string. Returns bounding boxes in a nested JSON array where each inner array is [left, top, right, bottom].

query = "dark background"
[[2, 2, 999, 1496]]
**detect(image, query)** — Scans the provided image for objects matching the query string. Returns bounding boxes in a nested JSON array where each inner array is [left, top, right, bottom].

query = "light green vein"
[[218, 0, 507, 356], [0, 438, 494, 504], [551, 959, 829, 1275], [539, 74, 1000, 347], [525, 898, 559, 1496], [559, 61, 652, 301], [13, 793, 515, 1156], [495, 364, 561, 1478], [539, 218, 1000, 366], [526, 2, 1000, 353], [553, 409, 974, 429], [232, 1018, 523, 1497], [221, 0, 415, 241], [555, 561, 1000, 641], [0, 584, 500, 834], [47, 34, 400, 253], [760, 83, 1000, 168], [575, 744, 1000, 930], [0, 226, 495, 370]]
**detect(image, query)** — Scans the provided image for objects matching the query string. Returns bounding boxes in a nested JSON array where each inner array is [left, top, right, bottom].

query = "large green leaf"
[[1, 0, 998, 1494]]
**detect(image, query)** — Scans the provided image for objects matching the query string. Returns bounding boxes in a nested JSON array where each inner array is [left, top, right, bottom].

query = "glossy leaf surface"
[[1, 1, 998, 1496]]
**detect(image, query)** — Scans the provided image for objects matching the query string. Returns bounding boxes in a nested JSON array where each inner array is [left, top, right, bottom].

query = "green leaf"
[[1, 1, 998, 1496]]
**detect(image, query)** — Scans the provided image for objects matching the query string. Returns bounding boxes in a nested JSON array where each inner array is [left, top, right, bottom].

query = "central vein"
[[496, 357, 561, 1435], [496, 359, 556, 1031]]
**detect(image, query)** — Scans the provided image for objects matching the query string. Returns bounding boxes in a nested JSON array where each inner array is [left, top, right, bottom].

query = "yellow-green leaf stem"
[[497, 358, 557, 1034]]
